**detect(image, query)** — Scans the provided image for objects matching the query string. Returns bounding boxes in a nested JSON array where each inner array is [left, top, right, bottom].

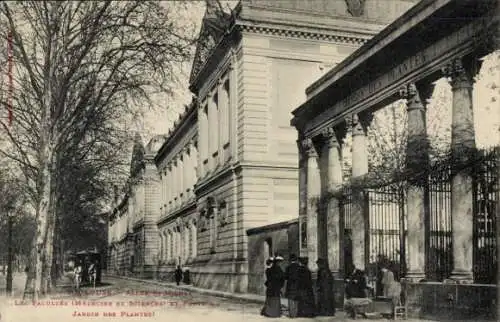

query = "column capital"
[[321, 126, 340, 148], [399, 83, 425, 112], [441, 57, 476, 90], [351, 112, 372, 136], [301, 137, 318, 158]]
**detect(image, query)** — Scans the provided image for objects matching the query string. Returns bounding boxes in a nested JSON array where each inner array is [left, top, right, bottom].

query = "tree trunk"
[[33, 141, 55, 300], [43, 211, 55, 294], [43, 168, 59, 294]]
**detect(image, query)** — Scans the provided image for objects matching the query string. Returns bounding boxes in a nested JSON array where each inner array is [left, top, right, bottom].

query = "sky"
[[141, 1, 499, 150], [140, 1, 238, 143]]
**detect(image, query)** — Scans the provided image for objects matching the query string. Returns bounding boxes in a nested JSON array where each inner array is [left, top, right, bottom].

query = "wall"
[[247, 219, 299, 295], [237, 32, 360, 232], [242, 0, 419, 25], [405, 282, 497, 320]]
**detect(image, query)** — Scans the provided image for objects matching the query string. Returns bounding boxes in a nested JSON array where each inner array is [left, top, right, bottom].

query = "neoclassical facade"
[[291, 0, 498, 316], [155, 100, 199, 276], [108, 0, 420, 293], [186, 0, 418, 292], [107, 134, 162, 278]]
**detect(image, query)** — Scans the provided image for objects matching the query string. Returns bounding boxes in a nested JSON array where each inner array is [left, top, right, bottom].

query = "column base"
[[403, 271, 426, 283], [448, 271, 474, 284], [331, 270, 342, 280]]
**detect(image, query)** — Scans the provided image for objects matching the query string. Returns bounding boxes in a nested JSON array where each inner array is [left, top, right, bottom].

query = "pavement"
[[0, 273, 489, 322]]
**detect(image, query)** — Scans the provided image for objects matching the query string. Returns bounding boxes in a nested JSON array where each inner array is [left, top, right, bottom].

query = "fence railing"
[[339, 147, 498, 284]]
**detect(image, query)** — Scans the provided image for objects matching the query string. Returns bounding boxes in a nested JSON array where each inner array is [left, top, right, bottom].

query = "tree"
[[0, 1, 196, 299]]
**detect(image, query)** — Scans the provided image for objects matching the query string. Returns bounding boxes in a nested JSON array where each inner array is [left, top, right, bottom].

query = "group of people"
[[260, 254, 336, 318], [260, 254, 403, 319], [174, 265, 191, 285], [344, 265, 402, 319]]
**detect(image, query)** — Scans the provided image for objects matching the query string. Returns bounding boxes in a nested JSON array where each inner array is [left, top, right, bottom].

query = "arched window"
[[169, 230, 174, 262], [191, 220, 197, 258], [159, 232, 164, 261], [163, 230, 168, 261]]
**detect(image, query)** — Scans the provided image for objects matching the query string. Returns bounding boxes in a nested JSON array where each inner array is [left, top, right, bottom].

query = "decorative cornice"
[[155, 99, 198, 164], [156, 199, 196, 226], [239, 24, 367, 45]]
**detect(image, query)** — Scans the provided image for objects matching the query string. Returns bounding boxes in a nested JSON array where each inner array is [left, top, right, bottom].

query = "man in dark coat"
[[284, 254, 300, 318], [298, 257, 316, 317], [174, 266, 183, 286], [316, 258, 335, 316]]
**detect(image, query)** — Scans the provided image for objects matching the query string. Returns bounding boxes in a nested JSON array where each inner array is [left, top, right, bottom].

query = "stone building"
[[155, 100, 199, 279], [247, 219, 299, 295], [107, 134, 163, 278], [108, 0, 420, 293], [184, 0, 420, 292], [291, 0, 498, 317]]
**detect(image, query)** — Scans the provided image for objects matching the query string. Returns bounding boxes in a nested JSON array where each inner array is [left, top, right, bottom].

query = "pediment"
[[189, 1, 232, 85]]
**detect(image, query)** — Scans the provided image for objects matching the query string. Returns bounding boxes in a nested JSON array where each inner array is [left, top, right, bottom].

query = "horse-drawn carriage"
[[68, 250, 102, 285]]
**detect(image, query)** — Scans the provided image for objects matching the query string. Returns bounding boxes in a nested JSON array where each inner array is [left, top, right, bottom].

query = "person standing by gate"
[[298, 257, 316, 317], [316, 258, 335, 316], [284, 254, 300, 318]]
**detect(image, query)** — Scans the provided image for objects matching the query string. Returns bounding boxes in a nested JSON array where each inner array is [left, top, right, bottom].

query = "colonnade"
[[300, 56, 479, 283]]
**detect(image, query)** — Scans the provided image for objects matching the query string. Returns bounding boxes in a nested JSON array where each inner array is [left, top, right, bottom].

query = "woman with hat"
[[261, 257, 285, 317], [316, 258, 335, 316]]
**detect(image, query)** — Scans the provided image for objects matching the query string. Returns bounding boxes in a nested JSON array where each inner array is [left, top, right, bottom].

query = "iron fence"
[[472, 147, 498, 284], [367, 184, 407, 280], [339, 146, 498, 285], [427, 164, 453, 281]]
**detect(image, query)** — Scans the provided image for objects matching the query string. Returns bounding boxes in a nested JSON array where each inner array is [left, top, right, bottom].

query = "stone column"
[[297, 138, 308, 257], [200, 101, 209, 177], [179, 153, 185, 203], [167, 165, 172, 211], [208, 92, 219, 169], [191, 220, 197, 258], [182, 146, 189, 198], [191, 142, 198, 192], [217, 79, 226, 164], [160, 172, 164, 217], [185, 143, 192, 198], [350, 113, 371, 271], [443, 57, 477, 283], [322, 126, 344, 278], [173, 158, 179, 207], [303, 137, 320, 272], [400, 83, 431, 281]]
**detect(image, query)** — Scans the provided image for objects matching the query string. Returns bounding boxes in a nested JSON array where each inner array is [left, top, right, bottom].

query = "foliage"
[[0, 1, 197, 299]]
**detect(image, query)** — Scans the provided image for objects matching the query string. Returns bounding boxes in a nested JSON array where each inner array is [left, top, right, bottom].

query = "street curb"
[[104, 274, 266, 305]]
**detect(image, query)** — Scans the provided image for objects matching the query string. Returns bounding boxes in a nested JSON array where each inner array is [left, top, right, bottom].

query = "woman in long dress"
[[298, 257, 316, 317], [262, 258, 285, 317], [316, 258, 335, 316]]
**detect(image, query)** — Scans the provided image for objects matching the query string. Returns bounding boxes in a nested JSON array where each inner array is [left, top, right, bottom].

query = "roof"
[[246, 218, 298, 235], [290, 0, 496, 131]]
